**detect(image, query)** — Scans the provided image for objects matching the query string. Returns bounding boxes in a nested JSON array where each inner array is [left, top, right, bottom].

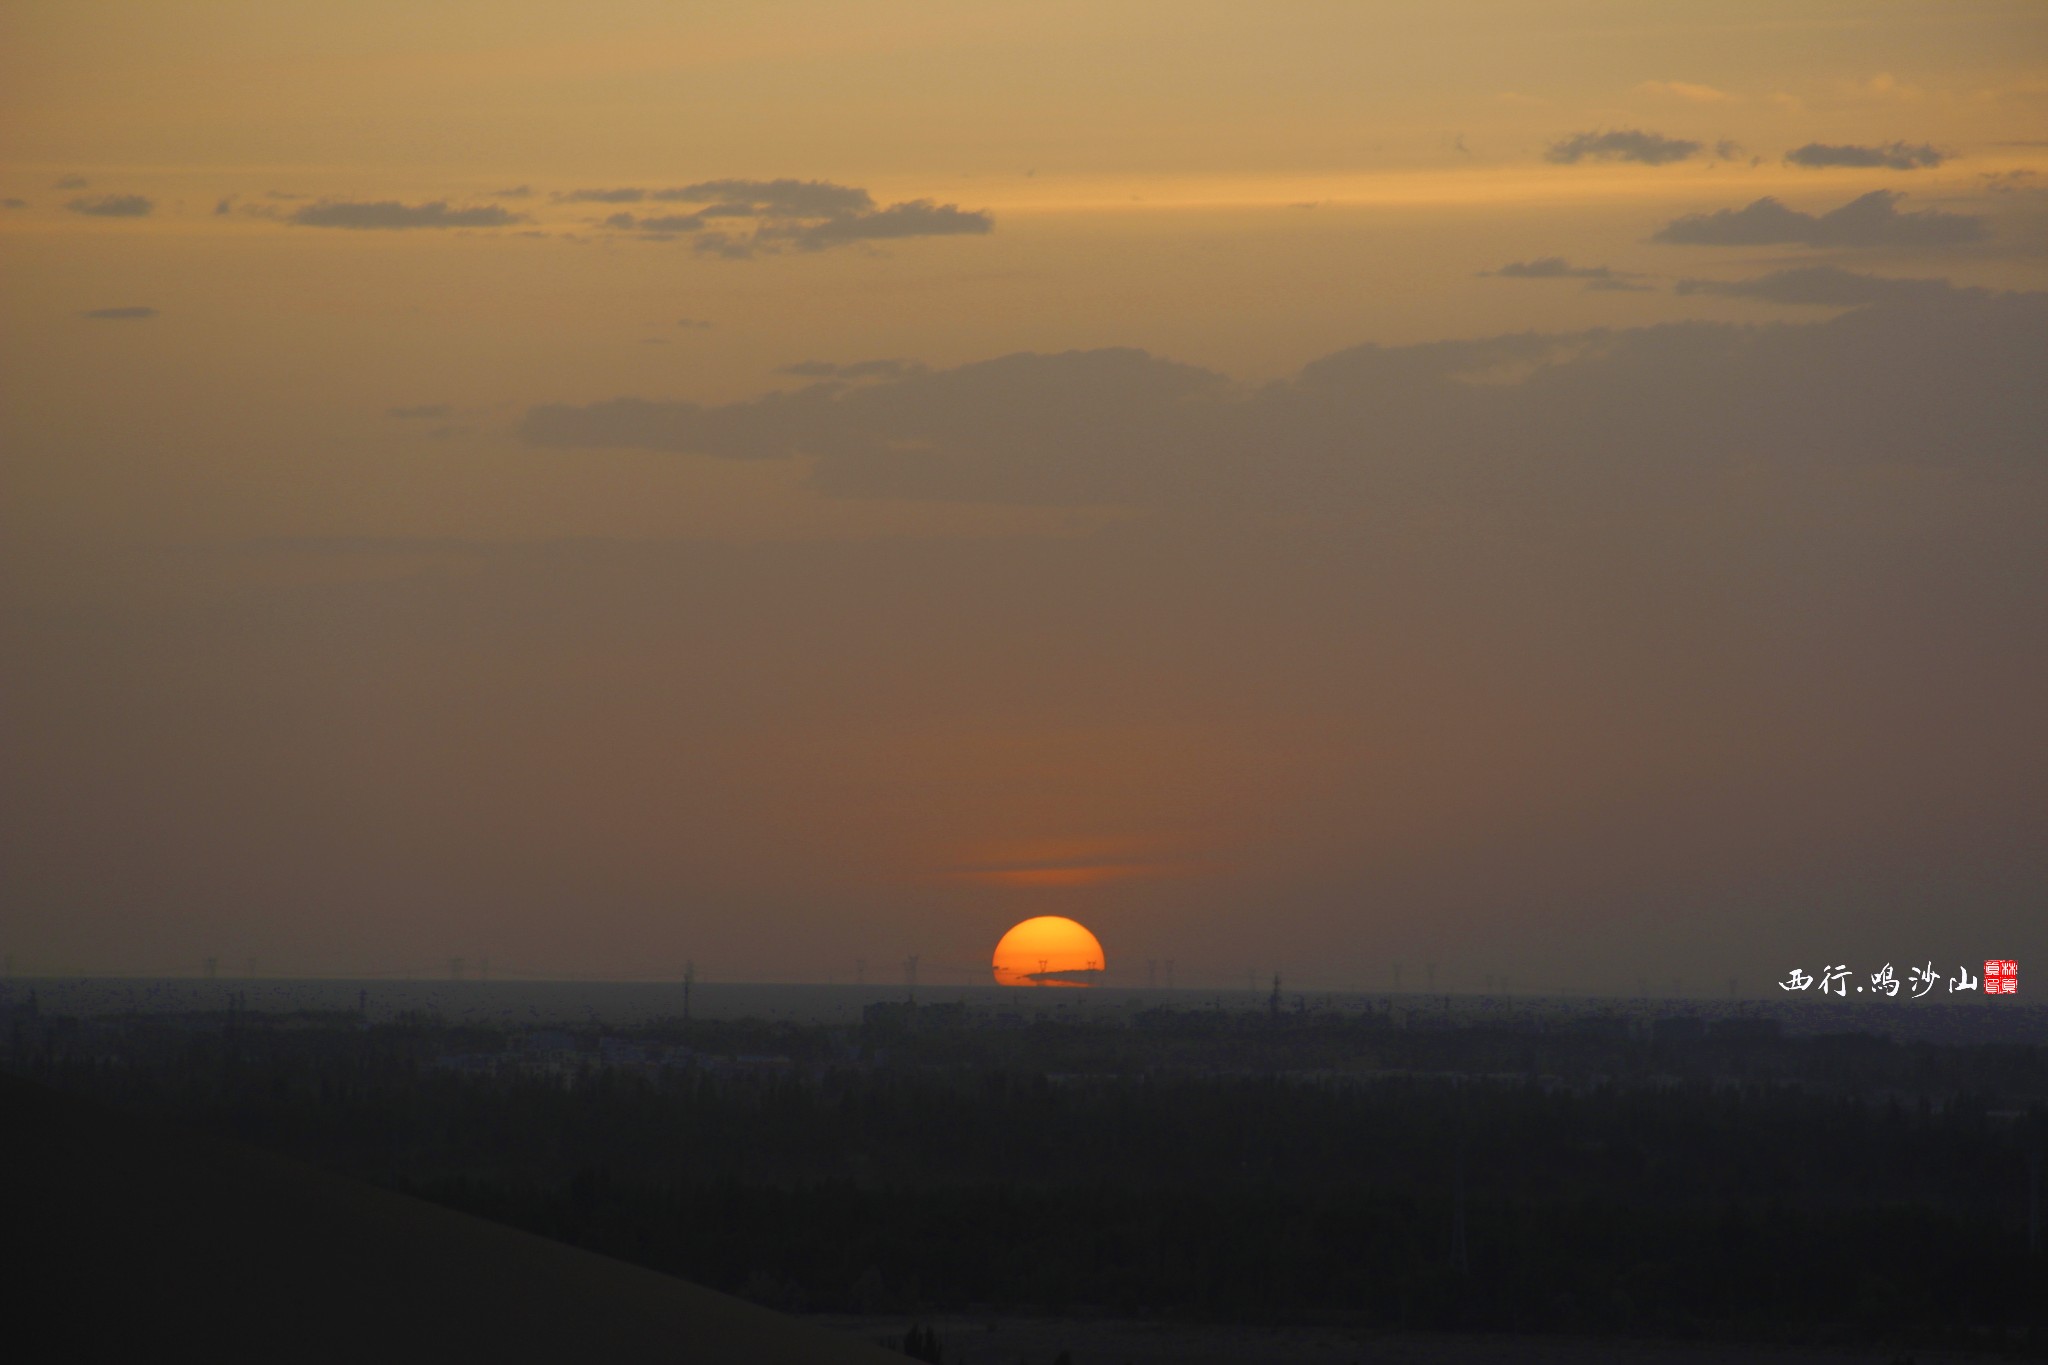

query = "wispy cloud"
[[1654, 190, 1984, 248], [559, 179, 876, 214], [1674, 266, 1972, 308], [66, 193, 152, 218], [1483, 257, 1628, 280], [777, 358, 928, 380], [1981, 169, 2040, 195], [518, 284, 2045, 509], [289, 200, 527, 230], [768, 200, 993, 251], [1546, 129, 1703, 165], [1481, 258, 1653, 291], [81, 306, 159, 320], [590, 179, 992, 257], [556, 187, 655, 204], [1785, 141, 1946, 171], [676, 178, 875, 216], [602, 211, 705, 234]]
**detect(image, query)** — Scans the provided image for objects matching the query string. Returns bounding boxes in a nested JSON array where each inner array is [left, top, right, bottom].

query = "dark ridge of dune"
[[2, 1071, 905, 1363]]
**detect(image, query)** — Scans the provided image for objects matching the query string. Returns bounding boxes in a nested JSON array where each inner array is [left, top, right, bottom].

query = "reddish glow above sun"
[[992, 915, 1106, 987]]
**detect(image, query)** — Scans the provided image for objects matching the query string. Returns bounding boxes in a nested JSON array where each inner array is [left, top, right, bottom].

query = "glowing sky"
[[2, 1, 2044, 990]]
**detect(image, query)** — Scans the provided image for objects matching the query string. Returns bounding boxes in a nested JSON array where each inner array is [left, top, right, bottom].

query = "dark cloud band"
[[1653, 190, 1983, 248], [290, 200, 527, 230], [1547, 130, 1702, 165], [66, 194, 152, 218], [519, 285, 2044, 508], [1785, 141, 1946, 171]]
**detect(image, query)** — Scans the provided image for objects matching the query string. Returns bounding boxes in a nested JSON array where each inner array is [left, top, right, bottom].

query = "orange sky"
[[2, 1, 2044, 990]]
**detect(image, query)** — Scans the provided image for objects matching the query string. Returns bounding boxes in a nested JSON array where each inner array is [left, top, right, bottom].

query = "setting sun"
[[991, 916, 1106, 987]]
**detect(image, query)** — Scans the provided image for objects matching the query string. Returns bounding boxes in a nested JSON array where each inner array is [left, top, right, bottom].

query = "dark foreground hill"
[[3, 1071, 903, 1363]]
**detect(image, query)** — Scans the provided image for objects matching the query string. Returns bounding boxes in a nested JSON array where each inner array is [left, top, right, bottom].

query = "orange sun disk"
[[992, 915, 1106, 987]]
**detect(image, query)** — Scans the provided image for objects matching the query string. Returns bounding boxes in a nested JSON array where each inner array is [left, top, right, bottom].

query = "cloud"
[[387, 404, 453, 419], [52, 175, 88, 189], [777, 359, 927, 380], [1483, 259, 1651, 292], [560, 180, 874, 215], [214, 197, 234, 215], [66, 194, 152, 218], [593, 180, 993, 256], [557, 187, 651, 203], [676, 318, 714, 330], [1785, 141, 1946, 170], [1674, 266, 1969, 308], [81, 306, 158, 320], [289, 200, 527, 230], [693, 231, 755, 259], [602, 211, 704, 233], [1981, 169, 2041, 196], [1653, 189, 1985, 248], [2, 198, 26, 209], [772, 200, 993, 250], [1546, 129, 1703, 165], [1637, 81, 1734, 103], [492, 185, 533, 198], [1484, 257, 1624, 279], [835, 358, 928, 379], [520, 347, 1226, 501], [519, 284, 2044, 509], [672, 178, 875, 216]]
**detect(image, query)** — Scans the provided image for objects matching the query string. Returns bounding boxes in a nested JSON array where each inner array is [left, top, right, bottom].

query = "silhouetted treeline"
[[9, 1005, 2045, 1355]]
